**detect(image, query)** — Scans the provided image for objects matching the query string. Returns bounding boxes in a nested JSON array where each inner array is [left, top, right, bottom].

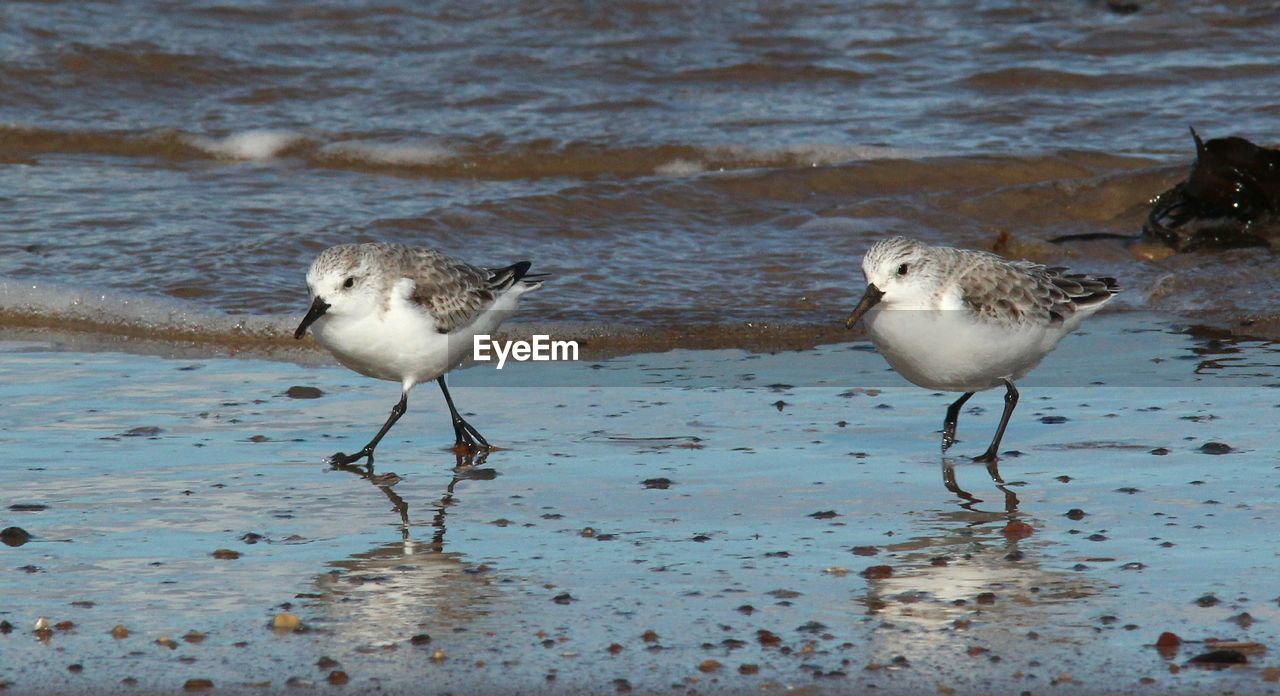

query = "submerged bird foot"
[[327, 449, 373, 466], [452, 417, 492, 453], [972, 451, 999, 466]]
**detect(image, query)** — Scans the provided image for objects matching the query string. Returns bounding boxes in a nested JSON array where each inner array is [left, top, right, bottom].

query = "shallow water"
[[4, 1, 1280, 350], [2, 316, 1278, 693]]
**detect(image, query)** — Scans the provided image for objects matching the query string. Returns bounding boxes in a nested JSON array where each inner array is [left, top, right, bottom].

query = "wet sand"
[[2, 314, 1278, 694]]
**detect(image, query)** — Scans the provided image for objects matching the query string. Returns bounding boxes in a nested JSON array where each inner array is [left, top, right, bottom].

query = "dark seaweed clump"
[[1145, 128, 1280, 252]]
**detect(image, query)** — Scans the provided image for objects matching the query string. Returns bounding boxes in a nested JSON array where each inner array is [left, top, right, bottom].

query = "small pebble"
[[272, 613, 301, 631], [0, 527, 31, 547]]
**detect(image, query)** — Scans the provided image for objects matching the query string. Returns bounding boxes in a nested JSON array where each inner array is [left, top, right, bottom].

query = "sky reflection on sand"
[[0, 315, 1277, 692]]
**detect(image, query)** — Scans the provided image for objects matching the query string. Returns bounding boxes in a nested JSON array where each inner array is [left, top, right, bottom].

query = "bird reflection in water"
[[329, 449, 496, 547], [310, 450, 502, 637], [941, 456, 1019, 514]]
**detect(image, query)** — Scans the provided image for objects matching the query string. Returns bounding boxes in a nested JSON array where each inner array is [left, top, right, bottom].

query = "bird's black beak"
[[843, 284, 884, 330], [294, 296, 330, 339]]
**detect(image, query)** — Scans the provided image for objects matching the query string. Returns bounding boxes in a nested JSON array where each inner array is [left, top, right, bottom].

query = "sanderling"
[[294, 243, 543, 461], [843, 236, 1118, 462]]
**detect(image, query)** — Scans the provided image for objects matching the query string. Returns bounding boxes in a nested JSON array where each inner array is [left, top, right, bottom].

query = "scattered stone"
[[850, 546, 878, 556], [8, 504, 47, 512], [860, 565, 893, 580], [241, 533, 264, 544], [183, 631, 205, 644], [431, 649, 446, 662], [327, 671, 349, 685], [211, 549, 241, 560], [109, 624, 131, 639], [1229, 612, 1255, 629], [808, 510, 839, 520], [1198, 442, 1233, 455], [735, 605, 754, 615], [0, 527, 31, 547], [1002, 521, 1033, 540], [0, 621, 12, 634], [183, 678, 214, 691], [1262, 666, 1280, 682], [1150, 448, 1170, 455], [552, 593, 576, 604], [976, 592, 997, 605], [1206, 640, 1267, 654], [698, 659, 722, 673], [121, 427, 163, 438], [409, 634, 432, 646], [756, 630, 782, 647], [1039, 415, 1068, 424], [1065, 509, 1086, 521], [607, 643, 623, 655], [156, 636, 177, 649], [285, 386, 324, 399], [67, 663, 83, 673], [642, 630, 659, 642], [1195, 594, 1221, 608], [33, 617, 50, 633], [272, 613, 301, 631], [641, 478, 673, 490], [766, 589, 801, 599], [739, 663, 760, 675], [1186, 650, 1247, 667], [317, 657, 339, 670]]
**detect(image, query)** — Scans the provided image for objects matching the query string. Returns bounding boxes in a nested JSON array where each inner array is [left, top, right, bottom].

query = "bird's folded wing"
[[959, 262, 1060, 326], [403, 250, 526, 334]]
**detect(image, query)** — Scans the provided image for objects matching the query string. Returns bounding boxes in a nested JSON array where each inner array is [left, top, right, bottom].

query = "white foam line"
[[185, 129, 304, 161], [322, 140, 455, 166]]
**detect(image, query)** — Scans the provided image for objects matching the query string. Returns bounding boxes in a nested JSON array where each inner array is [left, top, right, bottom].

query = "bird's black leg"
[[974, 380, 1018, 464], [941, 391, 975, 452], [329, 393, 408, 466], [437, 376, 490, 451]]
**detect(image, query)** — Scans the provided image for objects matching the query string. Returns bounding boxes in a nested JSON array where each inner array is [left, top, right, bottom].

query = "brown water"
[[4, 1, 1280, 353]]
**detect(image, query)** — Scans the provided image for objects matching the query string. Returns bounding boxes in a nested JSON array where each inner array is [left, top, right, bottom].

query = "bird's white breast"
[[864, 305, 1060, 392], [312, 282, 532, 390]]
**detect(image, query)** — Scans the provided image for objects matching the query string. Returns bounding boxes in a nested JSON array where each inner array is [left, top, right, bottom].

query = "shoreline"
[[1, 308, 1275, 367]]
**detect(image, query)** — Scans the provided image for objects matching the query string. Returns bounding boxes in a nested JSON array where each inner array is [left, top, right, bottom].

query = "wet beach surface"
[[3, 314, 1279, 694]]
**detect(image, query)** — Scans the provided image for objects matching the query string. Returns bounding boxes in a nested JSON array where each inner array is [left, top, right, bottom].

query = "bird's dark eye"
[[897, 263, 909, 276], [343, 277, 354, 288]]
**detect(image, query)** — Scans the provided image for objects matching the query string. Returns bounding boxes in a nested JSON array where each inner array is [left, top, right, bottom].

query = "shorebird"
[[295, 243, 542, 462], [844, 236, 1118, 462]]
